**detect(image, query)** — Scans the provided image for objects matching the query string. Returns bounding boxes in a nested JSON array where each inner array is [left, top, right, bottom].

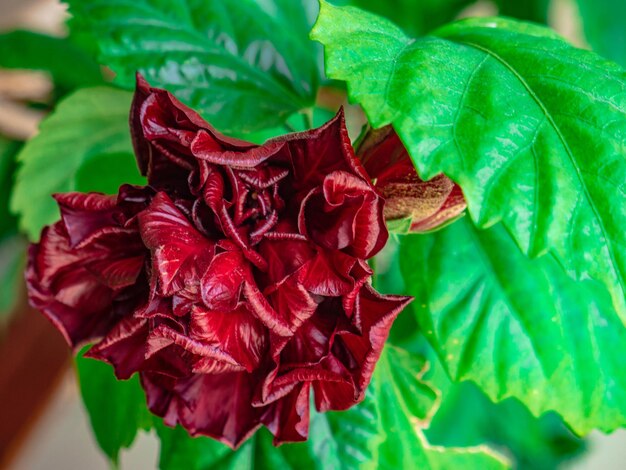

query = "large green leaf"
[[427, 381, 585, 469], [368, 242, 584, 469], [312, 4, 626, 319], [0, 30, 103, 88], [399, 217, 626, 434], [156, 346, 507, 469], [330, 0, 475, 37], [67, 0, 321, 134], [10, 87, 144, 241], [577, 0, 626, 67], [75, 351, 152, 464]]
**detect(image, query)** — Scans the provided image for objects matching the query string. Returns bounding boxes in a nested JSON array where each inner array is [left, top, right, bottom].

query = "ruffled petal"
[[54, 192, 118, 246], [300, 171, 387, 259], [298, 248, 357, 297], [138, 192, 214, 296], [258, 228, 314, 288], [27, 207, 146, 347], [86, 316, 149, 379], [261, 384, 310, 444], [189, 304, 268, 372], [200, 251, 248, 311], [131, 74, 253, 190], [142, 371, 264, 448], [331, 285, 412, 401], [273, 109, 371, 194]]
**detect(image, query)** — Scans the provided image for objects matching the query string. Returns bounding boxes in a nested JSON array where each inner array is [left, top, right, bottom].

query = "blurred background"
[[0, 0, 625, 468]]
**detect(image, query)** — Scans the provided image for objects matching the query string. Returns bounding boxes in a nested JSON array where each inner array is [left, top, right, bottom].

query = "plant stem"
[[282, 121, 297, 133], [303, 108, 314, 129]]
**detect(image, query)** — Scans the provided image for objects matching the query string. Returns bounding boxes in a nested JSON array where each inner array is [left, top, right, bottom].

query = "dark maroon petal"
[[138, 192, 214, 296], [298, 249, 357, 297], [191, 133, 282, 168], [147, 323, 245, 373], [200, 251, 248, 311], [261, 384, 310, 444], [131, 74, 253, 190], [278, 298, 337, 367], [300, 171, 387, 259], [27, 209, 146, 347], [265, 276, 320, 331], [257, 227, 314, 288], [27, 237, 114, 347], [243, 282, 293, 337], [54, 192, 118, 246], [142, 371, 264, 449], [189, 304, 268, 372], [311, 355, 362, 411], [86, 316, 149, 379], [331, 285, 412, 403], [271, 109, 371, 193]]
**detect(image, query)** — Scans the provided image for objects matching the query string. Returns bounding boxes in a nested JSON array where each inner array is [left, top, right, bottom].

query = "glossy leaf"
[[11, 87, 143, 241], [577, 0, 626, 67], [156, 346, 507, 469], [0, 30, 103, 88], [312, 5, 626, 318], [330, 0, 474, 37], [76, 350, 152, 464], [0, 236, 25, 319], [427, 382, 584, 469], [373, 347, 508, 469], [399, 217, 626, 434], [67, 0, 321, 134]]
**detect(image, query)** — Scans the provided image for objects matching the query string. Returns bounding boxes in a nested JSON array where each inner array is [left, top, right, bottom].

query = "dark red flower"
[[358, 125, 466, 232], [26, 76, 411, 448]]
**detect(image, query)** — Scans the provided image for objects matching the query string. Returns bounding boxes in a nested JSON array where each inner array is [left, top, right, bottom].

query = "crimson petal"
[[138, 192, 214, 296], [142, 371, 264, 449]]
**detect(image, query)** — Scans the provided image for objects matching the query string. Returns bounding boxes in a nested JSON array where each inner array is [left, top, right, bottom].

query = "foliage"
[[11, 87, 143, 241], [76, 350, 152, 463]]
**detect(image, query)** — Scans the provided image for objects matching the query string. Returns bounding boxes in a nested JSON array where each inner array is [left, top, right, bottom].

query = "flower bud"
[[358, 125, 466, 233]]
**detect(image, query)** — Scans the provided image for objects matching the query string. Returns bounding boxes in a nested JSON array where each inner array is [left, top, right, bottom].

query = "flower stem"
[[303, 108, 314, 130]]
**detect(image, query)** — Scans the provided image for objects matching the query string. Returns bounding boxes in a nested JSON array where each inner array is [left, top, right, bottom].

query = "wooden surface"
[[0, 303, 69, 468]]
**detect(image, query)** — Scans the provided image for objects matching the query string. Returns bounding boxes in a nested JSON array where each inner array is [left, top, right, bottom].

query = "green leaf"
[[157, 425, 318, 470], [0, 236, 25, 319], [0, 30, 103, 88], [312, 5, 626, 319], [0, 137, 20, 240], [330, 0, 475, 37], [399, 217, 626, 434], [427, 381, 585, 469], [577, 0, 626, 67], [67, 0, 321, 134], [494, 0, 550, 24], [75, 350, 152, 464], [10, 87, 144, 241], [373, 347, 508, 470], [156, 346, 507, 469]]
